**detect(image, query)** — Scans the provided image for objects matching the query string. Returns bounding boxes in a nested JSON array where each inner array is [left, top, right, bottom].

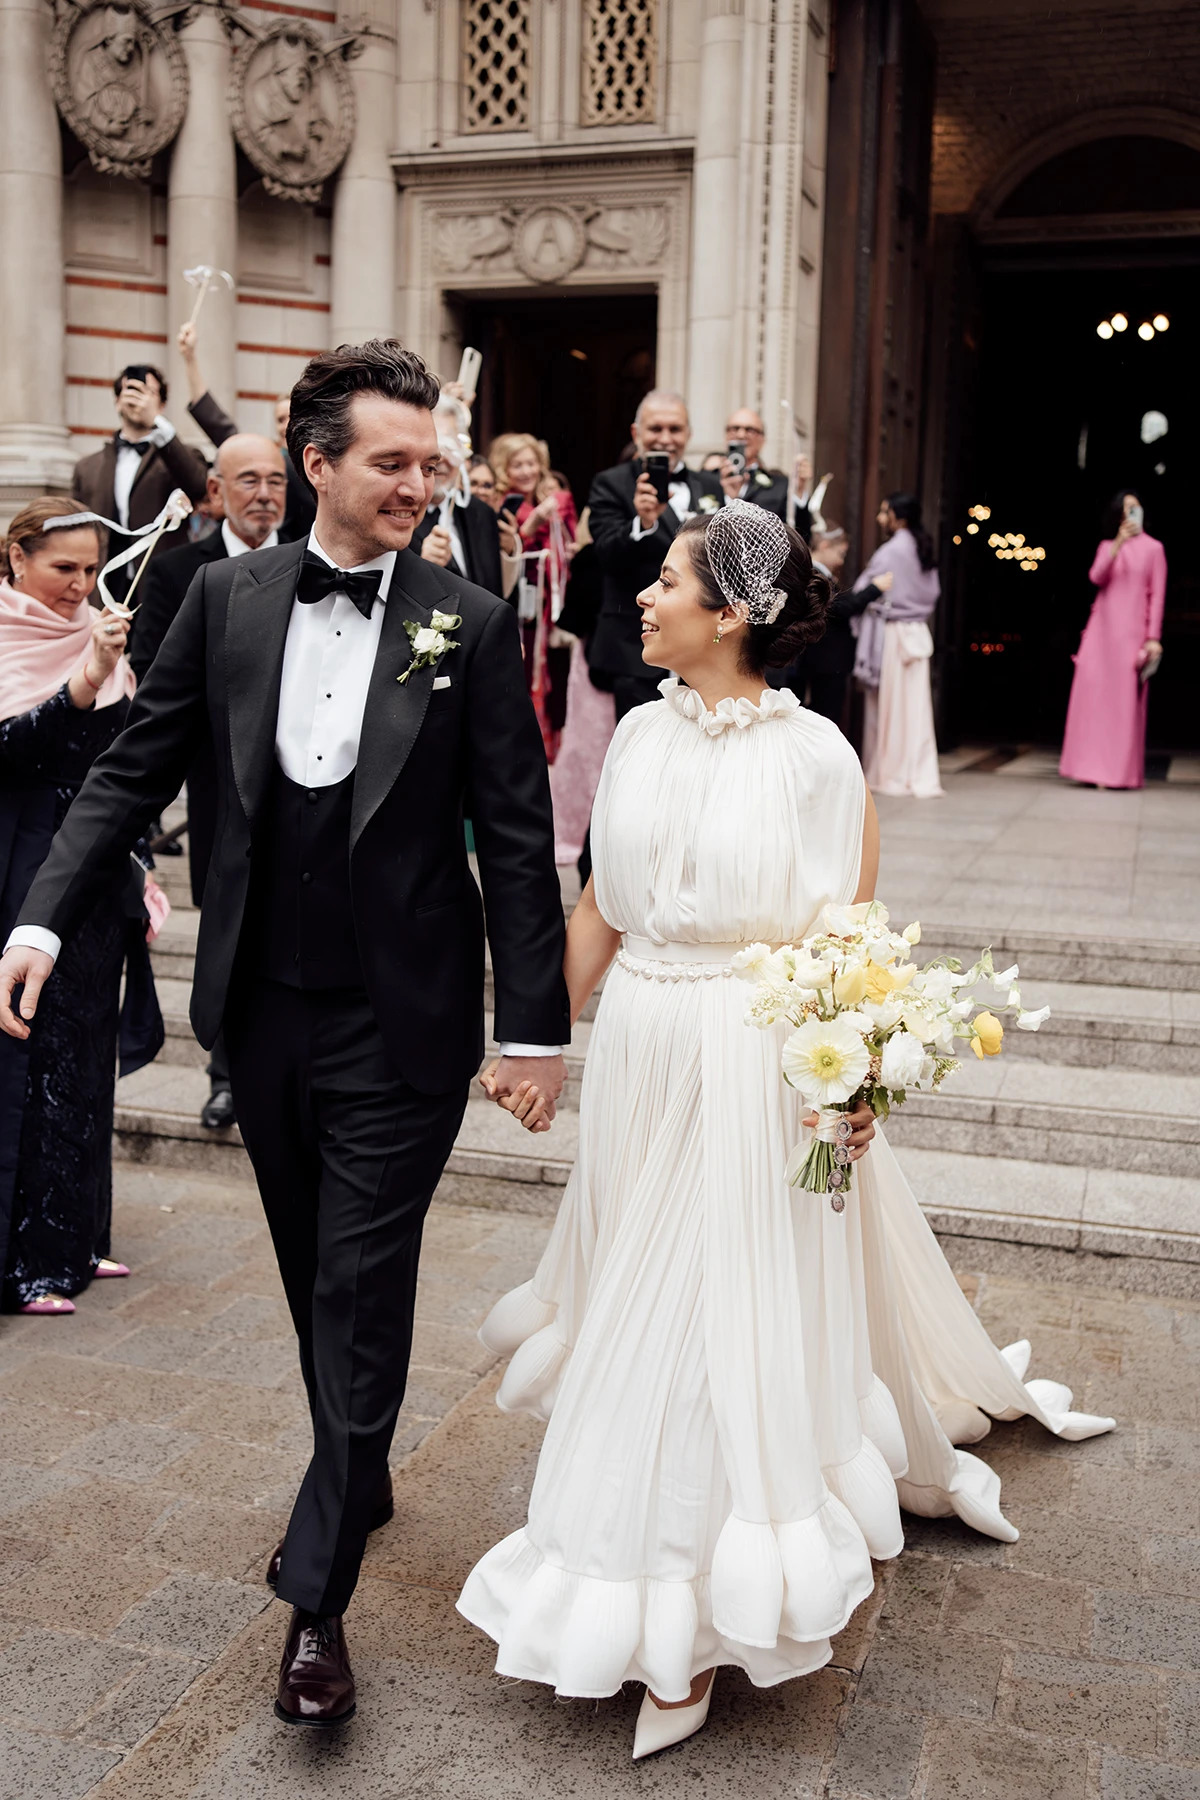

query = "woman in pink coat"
[[1059, 490, 1166, 790]]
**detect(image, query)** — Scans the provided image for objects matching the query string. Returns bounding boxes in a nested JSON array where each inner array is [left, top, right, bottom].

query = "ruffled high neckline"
[[659, 676, 801, 736]]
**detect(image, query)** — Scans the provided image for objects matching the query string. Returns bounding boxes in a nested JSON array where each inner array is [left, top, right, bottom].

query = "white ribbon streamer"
[[44, 489, 193, 613]]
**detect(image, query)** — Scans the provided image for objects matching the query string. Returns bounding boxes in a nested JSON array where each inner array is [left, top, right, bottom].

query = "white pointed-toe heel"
[[632, 1672, 714, 1760]]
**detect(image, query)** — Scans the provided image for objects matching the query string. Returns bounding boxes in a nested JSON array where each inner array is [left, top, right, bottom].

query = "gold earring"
[[713, 623, 723, 645]]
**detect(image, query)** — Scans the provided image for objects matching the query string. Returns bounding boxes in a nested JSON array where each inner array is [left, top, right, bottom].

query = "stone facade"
[[0, 0, 834, 518]]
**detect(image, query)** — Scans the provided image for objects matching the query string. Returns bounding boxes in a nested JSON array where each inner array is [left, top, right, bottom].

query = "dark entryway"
[[953, 254, 1199, 752], [455, 291, 657, 508]]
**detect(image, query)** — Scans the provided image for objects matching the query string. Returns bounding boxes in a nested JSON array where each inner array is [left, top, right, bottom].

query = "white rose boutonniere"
[[754, 469, 772, 489], [698, 494, 720, 514], [398, 610, 462, 685]]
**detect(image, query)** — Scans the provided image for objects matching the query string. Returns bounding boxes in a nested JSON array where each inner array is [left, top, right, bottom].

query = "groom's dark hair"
[[287, 339, 441, 473]]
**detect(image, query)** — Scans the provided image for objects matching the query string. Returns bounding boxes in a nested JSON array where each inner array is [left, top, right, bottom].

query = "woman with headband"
[[460, 499, 1113, 1758], [0, 497, 161, 1316]]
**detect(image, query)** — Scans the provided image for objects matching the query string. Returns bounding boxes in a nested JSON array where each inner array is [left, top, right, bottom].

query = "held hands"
[[634, 472, 667, 531], [479, 1054, 567, 1134], [804, 1099, 876, 1161], [0, 947, 54, 1041]]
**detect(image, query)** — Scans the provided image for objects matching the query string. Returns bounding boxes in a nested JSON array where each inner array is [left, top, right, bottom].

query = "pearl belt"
[[617, 936, 746, 981]]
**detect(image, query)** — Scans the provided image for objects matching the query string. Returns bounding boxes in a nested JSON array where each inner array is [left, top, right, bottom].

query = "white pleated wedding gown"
[[458, 677, 1114, 1703]]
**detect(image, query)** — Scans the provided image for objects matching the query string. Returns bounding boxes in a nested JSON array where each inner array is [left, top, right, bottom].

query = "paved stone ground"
[[2, 1163, 1200, 1798]]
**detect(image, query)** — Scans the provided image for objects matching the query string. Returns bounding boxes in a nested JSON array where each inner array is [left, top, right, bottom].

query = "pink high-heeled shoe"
[[93, 1259, 130, 1278], [19, 1294, 76, 1315]]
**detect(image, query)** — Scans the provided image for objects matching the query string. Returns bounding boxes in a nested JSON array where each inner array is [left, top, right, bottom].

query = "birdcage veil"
[[703, 498, 790, 625]]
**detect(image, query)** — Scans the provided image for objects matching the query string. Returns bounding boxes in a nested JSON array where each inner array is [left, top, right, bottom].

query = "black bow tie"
[[117, 435, 154, 457], [295, 554, 383, 621]]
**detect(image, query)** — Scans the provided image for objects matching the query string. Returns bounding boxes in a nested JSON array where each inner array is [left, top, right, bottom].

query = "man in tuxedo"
[[587, 389, 722, 719], [720, 408, 814, 538], [0, 340, 569, 1729], [130, 432, 290, 1132], [411, 434, 519, 602], [71, 363, 209, 599]]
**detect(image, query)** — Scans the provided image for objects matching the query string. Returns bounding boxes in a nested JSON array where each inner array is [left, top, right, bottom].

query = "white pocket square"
[[433, 675, 451, 690]]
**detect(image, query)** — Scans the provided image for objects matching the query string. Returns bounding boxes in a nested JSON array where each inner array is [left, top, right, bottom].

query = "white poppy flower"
[[781, 1017, 871, 1105]]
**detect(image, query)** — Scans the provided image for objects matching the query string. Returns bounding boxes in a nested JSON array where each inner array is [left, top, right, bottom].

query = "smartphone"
[[1127, 503, 1144, 532], [641, 452, 671, 504], [725, 442, 747, 476], [500, 492, 525, 518]]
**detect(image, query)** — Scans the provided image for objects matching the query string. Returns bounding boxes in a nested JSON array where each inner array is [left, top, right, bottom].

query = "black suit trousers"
[[224, 980, 469, 1616]]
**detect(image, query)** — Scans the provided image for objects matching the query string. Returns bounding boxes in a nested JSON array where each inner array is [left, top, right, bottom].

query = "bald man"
[[721, 407, 791, 522], [130, 433, 291, 1130]]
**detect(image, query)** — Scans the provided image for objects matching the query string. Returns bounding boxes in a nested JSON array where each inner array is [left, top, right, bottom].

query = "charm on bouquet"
[[733, 903, 1051, 1211]]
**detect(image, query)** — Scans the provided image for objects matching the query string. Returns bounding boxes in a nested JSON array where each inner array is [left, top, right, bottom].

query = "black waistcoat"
[[241, 763, 364, 989]]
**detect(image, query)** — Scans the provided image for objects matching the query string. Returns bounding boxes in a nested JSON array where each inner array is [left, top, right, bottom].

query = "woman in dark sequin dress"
[[0, 498, 162, 1315]]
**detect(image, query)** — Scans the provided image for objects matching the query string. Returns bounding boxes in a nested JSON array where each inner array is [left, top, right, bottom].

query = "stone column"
[[167, 2, 237, 442], [685, 0, 745, 452], [0, 0, 74, 515], [331, 0, 398, 346]]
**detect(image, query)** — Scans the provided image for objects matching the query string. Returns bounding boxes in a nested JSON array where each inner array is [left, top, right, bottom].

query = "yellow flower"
[[971, 1011, 1004, 1058], [833, 964, 868, 1006], [863, 960, 917, 1004]]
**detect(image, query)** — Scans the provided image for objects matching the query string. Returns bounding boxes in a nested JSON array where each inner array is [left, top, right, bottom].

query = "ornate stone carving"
[[582, 0, 657, 126], [50, 0, 188, 180], [228, 20, 355, 204], [461, 0, 530, 134], [431, 200, 671, 283]]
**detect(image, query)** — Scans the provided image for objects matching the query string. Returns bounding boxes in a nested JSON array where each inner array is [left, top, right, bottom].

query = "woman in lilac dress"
[[851, 494, 943, 799], [1059, 491, 1166, 790]]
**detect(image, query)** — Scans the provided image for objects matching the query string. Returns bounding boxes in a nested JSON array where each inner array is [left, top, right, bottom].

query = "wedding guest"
[[586, 391, 722, 719], [769, 523, 890, 727], [490, 432, 578, 759], [177, 322, 316, 537], [412, 436, 519, 602], [72, 362, 208, 600], [852, 493, 943, 799], [719, 407, 789, 518], [467, 454, 499, 509], [0, 499, 161, 1315], [547, 510, 614, 867], [1059, 489, 1166, 790], [131, 434, 291, 1133]]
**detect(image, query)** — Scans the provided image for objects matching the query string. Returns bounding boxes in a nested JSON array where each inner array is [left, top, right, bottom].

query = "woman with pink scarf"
[[0, 498, 161, 1316], [851, 493, 944, 799]]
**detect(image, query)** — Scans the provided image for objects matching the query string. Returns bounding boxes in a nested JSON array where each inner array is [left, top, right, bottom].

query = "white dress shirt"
[[113, 415, 176, 529], [221, 521, 278, 559], [5, 526, 563, 1056]]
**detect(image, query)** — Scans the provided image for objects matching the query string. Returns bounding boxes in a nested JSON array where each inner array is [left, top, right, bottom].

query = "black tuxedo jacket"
[[18, 538, 569, 1093], [411, 497, 506, 602], [129, 527, 293, 906], [586, 462, 723, 681]]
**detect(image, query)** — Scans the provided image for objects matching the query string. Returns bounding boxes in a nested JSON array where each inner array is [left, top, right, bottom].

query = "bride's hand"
[[478, 1060, 554, 1133], [804, 1098, 876, 1161]]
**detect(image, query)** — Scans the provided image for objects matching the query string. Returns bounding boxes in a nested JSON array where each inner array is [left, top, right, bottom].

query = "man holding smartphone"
[[586, 390, 723, 718]]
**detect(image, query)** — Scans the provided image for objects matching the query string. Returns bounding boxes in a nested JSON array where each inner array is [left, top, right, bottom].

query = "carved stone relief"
[[50, 0, 188, 180], [432, 200, 671, 283], [228, 20, 355, 204]]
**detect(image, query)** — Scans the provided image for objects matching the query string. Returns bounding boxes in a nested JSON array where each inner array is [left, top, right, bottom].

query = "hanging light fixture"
[[1137, 321, 1155, 341], [1153, 314, 1169, 332], [1096, 320, 1114, 339], [1111, 313, 1128, 332]]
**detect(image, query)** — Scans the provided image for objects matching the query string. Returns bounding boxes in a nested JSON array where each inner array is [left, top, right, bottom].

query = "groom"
[[0, 340, 569, 1726]]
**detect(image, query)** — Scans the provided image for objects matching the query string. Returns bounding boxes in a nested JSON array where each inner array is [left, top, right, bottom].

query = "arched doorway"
[[945, 129, 1200, 756]]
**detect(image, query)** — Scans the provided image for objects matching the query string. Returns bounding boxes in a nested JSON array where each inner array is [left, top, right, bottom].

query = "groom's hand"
[[0, 947, 55, 1040], [481, 1054, 566, 1134]]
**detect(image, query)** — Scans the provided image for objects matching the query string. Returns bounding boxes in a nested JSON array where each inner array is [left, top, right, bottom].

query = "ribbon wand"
[[182, 264, 234, 328], [44, 490, 194, 616]]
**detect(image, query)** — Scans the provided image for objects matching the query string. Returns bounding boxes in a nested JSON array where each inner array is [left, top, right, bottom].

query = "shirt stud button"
[[301, 871, 312, 884]]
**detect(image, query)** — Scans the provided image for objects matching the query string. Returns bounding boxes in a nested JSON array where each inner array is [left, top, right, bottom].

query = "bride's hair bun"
[[677, 515, 831, 672]]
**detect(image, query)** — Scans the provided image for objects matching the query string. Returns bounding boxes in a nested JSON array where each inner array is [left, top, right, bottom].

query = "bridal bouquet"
[[733, 902, 1050, 1211]]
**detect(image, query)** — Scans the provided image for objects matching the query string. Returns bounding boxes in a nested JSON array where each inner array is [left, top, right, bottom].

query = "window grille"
[[582, 0, 656, 125], [461, 0, 531, 133]]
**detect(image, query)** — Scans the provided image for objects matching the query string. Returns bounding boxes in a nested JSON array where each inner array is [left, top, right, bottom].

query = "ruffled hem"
[[457, 1503, 877, 1702]]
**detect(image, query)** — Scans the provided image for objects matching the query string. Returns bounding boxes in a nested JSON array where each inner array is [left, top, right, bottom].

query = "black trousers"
[[224, 980, 469, 1615]]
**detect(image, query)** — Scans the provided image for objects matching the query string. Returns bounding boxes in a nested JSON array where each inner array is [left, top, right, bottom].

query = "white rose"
[[880, 1030, 933, 1090], [732, 942, 775, 980], [412, 627, 445, 657], [430, 609, 461, 632]]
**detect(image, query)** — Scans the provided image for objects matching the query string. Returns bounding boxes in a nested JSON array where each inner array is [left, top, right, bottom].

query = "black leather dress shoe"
[[266, 1470, 394, 1588], [200, 1088, 237, 1131], [274, 1609, 356, 1727]]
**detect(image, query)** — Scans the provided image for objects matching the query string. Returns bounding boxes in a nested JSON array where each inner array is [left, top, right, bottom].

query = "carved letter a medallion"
[[512, 205, 586, 283]]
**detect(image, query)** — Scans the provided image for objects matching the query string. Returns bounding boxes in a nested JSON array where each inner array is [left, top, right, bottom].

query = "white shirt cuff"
[[498, 1042, 564, 1057], [149, 415, 176, 448], [4, 926, 61, 964], [631, 518, 654, 542]]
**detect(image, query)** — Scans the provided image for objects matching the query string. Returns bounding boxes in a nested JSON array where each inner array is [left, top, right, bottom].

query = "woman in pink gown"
[[1059, 491, 1166, 790]]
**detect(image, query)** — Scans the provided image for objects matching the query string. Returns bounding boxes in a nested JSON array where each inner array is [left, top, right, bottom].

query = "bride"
[[460, 500, 1114, 1759]]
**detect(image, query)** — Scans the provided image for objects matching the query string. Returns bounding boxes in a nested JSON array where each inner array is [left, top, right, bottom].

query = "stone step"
[[917, 921, 1200, 993], [884, 1055, 1200, 1180], [993, 979, 1200, 1074]]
